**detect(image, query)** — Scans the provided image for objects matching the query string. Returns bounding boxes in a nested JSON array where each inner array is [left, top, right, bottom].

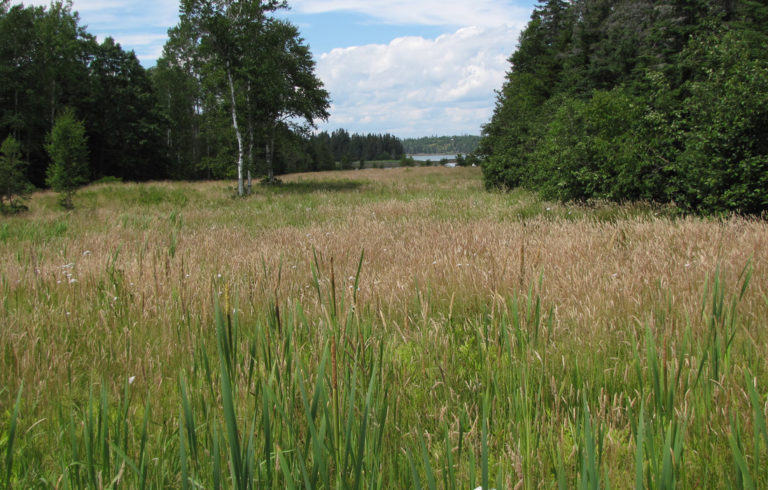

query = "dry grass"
[[1, 167, 767, 486]]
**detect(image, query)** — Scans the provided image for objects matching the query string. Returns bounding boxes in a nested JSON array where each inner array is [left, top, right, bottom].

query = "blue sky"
[[20, 0, 537, 137]]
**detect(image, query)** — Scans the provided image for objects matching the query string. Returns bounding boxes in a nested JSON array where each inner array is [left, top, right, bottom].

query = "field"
[[1, 167, 767, 488]]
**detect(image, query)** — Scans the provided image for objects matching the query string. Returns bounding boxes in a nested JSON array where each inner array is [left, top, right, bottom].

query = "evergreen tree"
[[85, 37, 168, 181], [478, 0, 768, 214], [0, 134, 32, 213], [46, 108, 88, 209]]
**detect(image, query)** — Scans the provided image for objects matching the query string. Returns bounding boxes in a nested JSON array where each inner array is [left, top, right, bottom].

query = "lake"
[[408, 154, 462, 161]]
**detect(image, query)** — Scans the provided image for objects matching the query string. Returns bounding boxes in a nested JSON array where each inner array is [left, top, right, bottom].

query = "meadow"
[[1, 167, 767, 488]]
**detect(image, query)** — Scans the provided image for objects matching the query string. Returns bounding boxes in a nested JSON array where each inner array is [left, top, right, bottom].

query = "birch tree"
[[173, 0, 328, 193], [246, 18, 329, 183]]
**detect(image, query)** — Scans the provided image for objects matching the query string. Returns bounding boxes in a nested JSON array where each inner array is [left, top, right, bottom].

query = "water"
[[408, 154, 461, 162]]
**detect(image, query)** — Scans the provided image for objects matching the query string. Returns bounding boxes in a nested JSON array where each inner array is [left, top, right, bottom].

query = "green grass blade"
[[262, 381, 273, 488], [138, 397, 151, 490], [419, 431, 437, 490], [745, 371, 768, 451], [407, 446, 422, 489], [353, 369, 377, 490], [278, 449, 297, 490], [179, 373, 198, 462], [634, 404, 645, 490], [353, 250, 364, 305], [481, 391, 489, 490], [4, 382, 22, 490], [179, 406, 189, 490], [728, 418, 754, 490], [213, 420, 221, 490], [216, 305, 243, 489]]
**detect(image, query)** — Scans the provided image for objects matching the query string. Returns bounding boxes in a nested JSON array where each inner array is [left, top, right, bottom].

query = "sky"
[[19, 0, 537, 138]]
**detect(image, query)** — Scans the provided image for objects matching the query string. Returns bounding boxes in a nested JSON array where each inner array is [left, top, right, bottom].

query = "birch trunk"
[[227, 66, 245, 196], [246, 82, 255, 172]]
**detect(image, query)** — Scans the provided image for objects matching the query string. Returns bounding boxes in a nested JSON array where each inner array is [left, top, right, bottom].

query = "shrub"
[[530, 89, 667, 203], [674, 31, 768, 214]]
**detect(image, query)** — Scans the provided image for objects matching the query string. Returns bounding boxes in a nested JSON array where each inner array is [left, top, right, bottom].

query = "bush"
[[530, 89, 668, 203], [673, 31, 768, 214]]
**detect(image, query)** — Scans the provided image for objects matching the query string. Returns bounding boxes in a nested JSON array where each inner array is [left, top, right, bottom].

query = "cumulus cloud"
[[18, 0, 530, 135], [316, 25, 518, 136], [290, 0, 529, 30]]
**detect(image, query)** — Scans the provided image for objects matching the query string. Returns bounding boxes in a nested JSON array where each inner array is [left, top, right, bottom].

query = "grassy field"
[[1, 166, 767, 488]]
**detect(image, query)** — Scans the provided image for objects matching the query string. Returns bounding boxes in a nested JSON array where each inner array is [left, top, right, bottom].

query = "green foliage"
[[402, 135, 481, 155], [530, 89, 669, 203], [307, 130, 404, 170], [0, 135, 32, 213], [45, 108, 89, 209], [86, 37, 169, 181], [674, 30, 768, 214], [0, 2, 168, 186], [480, 0, 768, 215]]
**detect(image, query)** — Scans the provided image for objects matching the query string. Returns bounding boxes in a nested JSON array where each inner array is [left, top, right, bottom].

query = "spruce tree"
[[46, 108, 89, 209], [0, 134, 32, 213]]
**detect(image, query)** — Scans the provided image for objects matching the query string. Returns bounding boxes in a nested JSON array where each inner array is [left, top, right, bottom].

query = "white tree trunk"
[[227, 67, 245, 196]]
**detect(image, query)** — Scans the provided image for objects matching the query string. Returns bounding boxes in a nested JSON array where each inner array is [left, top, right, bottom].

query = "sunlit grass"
[[1, 167, 767, 487]]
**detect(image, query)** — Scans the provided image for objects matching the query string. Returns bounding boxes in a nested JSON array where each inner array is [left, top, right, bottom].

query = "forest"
[[0, 0, 405, 209], [402, 135, 481, 155], [3, 1, 768, 487], [478, 0, 768, 215]]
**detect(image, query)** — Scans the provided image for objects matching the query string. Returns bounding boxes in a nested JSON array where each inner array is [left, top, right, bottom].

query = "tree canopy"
[[0, 1, 168, 187], [0, 0, 341, 197], [156, 0, 329, 193], [478, 0, 768, 215]]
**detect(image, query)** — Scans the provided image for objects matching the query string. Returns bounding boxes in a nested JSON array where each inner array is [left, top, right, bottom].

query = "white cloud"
[[16, 0, 531, 135], [290, 0, 529, 30], [316, 25, 517, 136]]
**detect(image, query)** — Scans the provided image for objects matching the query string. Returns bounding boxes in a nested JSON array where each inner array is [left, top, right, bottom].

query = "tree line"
[[0, 0, 410, 210], [311, 129, 405, 169], [402, 135, 480, 155], [0, 1, 167, 198], [478, 0, 768, 215]]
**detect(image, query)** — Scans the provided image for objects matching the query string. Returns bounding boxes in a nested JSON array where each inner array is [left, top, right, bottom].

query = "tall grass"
[[1, 168, 767, 487]]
